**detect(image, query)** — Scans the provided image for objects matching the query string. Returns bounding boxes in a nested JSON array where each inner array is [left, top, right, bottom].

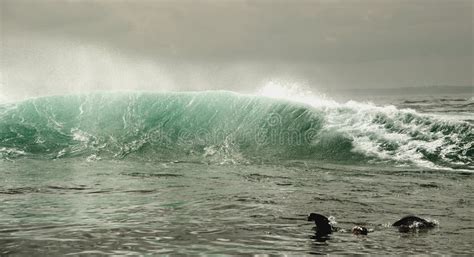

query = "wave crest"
[[0, 90, 472, 169]]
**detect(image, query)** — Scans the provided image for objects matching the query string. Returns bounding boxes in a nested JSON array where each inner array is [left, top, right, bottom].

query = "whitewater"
[[0, 85, 472, 169], [0, 86, 473, 255]]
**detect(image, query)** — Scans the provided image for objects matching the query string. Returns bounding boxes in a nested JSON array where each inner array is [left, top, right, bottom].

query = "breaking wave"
[[0, 88, 472, 169]]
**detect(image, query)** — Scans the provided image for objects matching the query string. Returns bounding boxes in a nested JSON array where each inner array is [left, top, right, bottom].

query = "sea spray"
[[0, 90, 472, 169]]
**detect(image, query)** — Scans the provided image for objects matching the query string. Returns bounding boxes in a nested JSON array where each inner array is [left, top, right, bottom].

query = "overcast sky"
[[1, 0, 472, 98]]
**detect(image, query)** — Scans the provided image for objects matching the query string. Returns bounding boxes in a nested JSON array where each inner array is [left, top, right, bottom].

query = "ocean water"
[[0, 88, 473, 255]]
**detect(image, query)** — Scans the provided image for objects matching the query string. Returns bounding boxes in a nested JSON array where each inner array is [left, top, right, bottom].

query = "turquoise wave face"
[[0, 92, 472, 169]]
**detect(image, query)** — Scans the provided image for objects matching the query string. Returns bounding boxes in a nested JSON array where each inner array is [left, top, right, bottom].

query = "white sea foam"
[[257, 81, 472, 170]]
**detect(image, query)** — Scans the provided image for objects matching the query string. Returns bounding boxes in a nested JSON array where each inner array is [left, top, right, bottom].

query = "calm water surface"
[[1, 159, 473, 255]]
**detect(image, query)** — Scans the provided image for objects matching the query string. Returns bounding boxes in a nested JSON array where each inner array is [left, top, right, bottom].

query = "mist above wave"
[[0, 86, 472, 170]]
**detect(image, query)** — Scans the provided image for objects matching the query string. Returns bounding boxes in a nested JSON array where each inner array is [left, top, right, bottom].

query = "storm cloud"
[[1, 0, 472, 98]]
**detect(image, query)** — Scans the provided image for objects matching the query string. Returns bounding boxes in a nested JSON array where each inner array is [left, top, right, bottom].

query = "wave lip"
[[0, 91, 472, 170]]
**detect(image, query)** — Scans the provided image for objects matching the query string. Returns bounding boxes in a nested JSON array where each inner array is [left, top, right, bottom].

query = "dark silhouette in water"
[[307, 213, 334, 239], [307, 213, 371, 239], [308, 213, 437, 237], [392, 215, 437, 232]]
